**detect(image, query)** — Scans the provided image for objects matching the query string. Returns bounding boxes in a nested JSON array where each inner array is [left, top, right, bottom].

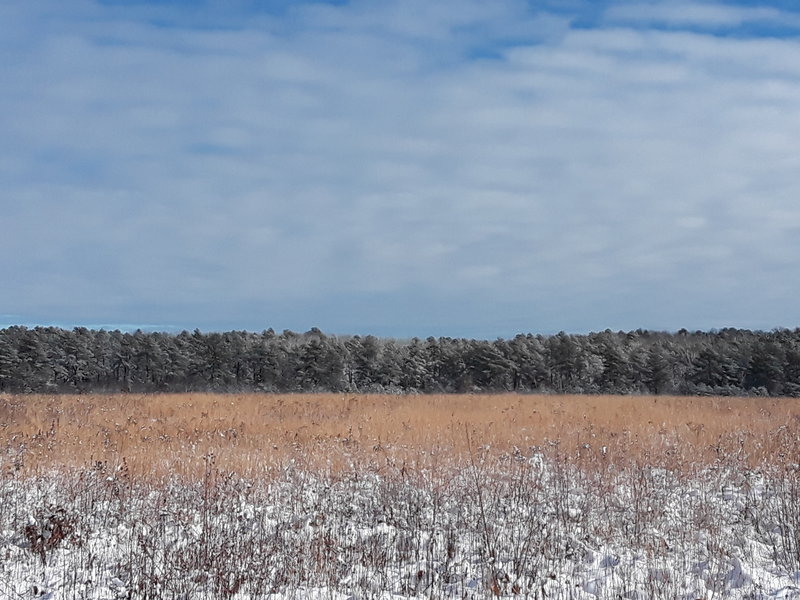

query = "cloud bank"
[[2, 0, 800, 337]]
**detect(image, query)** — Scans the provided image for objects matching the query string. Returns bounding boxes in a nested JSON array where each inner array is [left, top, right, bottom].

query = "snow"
[[0, 456, 799, 599]]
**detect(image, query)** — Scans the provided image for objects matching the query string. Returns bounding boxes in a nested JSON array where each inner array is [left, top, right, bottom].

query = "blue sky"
[[2, 0, 800, 338]]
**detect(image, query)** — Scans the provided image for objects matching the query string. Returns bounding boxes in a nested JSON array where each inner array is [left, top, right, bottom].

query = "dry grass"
[[0, 393, 798, 480]]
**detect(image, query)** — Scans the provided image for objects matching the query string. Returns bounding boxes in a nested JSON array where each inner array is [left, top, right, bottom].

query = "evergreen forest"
[[2, 326, 800, 396]]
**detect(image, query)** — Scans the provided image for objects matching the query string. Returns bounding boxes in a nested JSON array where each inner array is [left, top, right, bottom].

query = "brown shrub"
[[0, 393, 797, 480]]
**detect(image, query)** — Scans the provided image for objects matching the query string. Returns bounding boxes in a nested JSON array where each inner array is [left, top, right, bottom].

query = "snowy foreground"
[[1, 452, 799, 600]]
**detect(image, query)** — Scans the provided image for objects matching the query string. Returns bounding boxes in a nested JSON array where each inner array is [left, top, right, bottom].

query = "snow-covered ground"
[[1, 451, 799, 599]]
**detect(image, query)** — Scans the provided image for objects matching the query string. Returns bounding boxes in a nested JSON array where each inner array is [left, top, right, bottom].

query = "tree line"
[[1, 325, 799, 396]]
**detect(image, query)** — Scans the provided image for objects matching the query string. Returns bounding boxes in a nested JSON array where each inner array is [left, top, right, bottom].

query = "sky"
[[2, 0, 800, 339]]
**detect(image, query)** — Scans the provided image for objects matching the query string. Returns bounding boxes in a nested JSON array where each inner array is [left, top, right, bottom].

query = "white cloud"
[[2, 0, 800, 335], [605, 2, 797, 28]]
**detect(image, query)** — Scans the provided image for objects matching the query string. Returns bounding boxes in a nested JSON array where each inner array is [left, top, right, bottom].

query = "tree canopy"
[[1, 326, 799, 396]]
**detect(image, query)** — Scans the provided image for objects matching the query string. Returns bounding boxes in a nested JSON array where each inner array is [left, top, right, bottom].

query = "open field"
[[2, 393, 799, 477], [1, 393, 799, 599]]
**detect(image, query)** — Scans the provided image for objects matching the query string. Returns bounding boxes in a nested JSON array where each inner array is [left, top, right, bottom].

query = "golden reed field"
[[1, 393, 798, 480]]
